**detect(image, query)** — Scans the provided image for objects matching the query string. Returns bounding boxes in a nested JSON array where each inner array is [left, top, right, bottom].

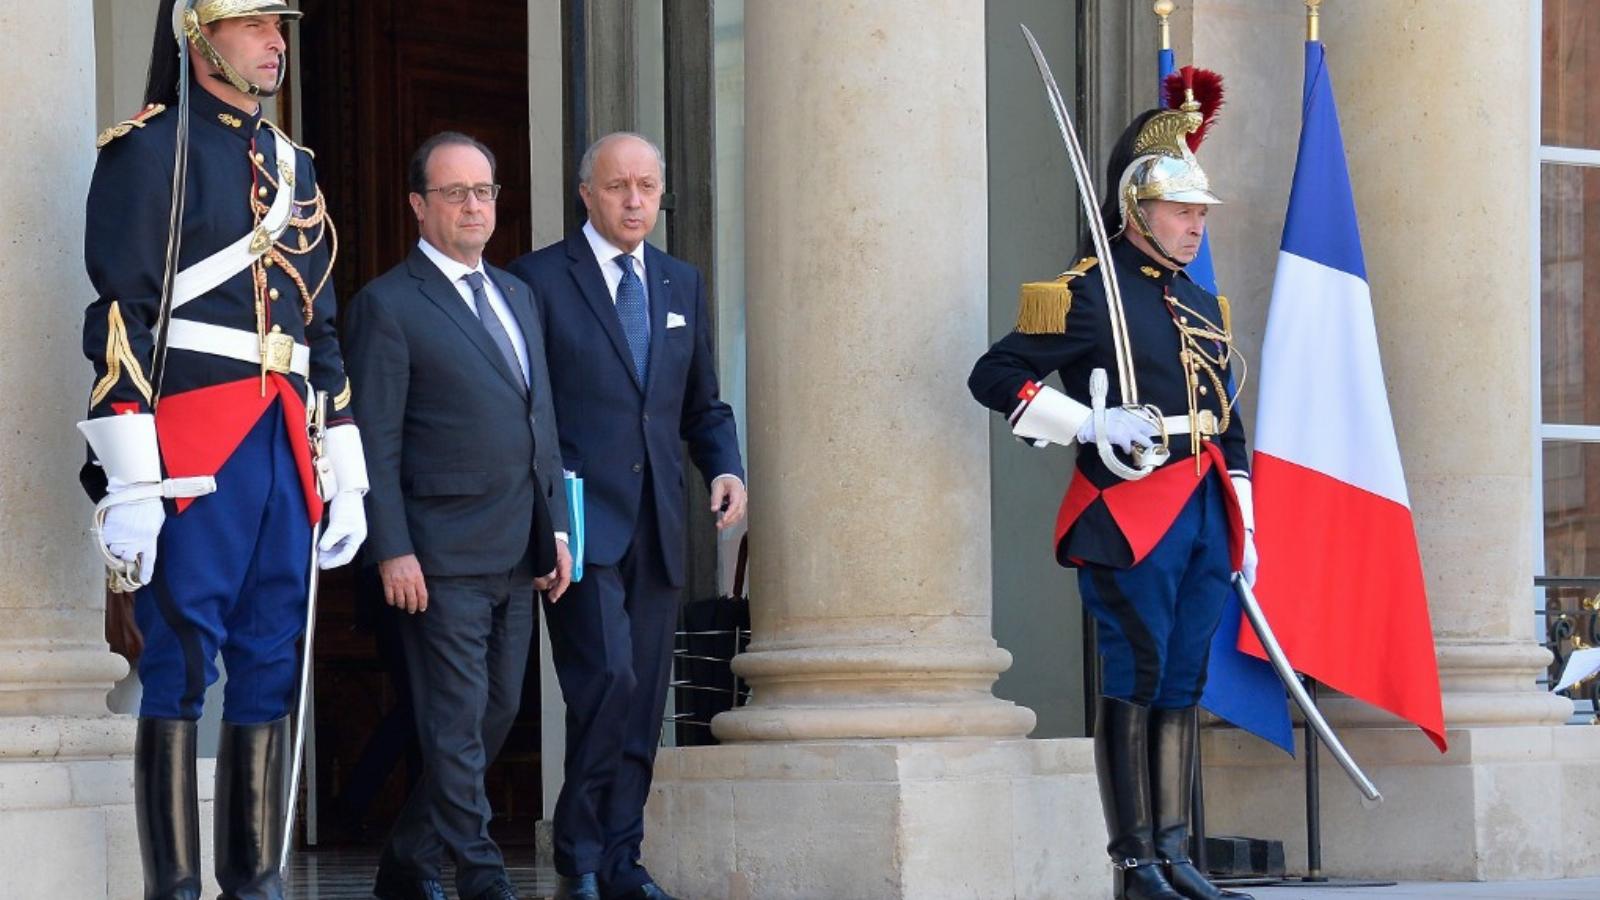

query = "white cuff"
[[78, 414, 161, 488], [555, 532, 569, 544], [325, 424, 370, 496], [1010, 384, 1092, 448], [1230, 474, 1255, 533], [712, 473, 744, 490]]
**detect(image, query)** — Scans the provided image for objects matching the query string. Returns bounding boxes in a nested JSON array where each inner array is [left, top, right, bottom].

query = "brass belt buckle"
[[1195, 409, 1219, 437], [263, 327, 295, 374]]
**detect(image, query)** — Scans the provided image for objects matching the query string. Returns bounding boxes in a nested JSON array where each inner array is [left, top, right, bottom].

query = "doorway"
[[294, 0, 539, 849]]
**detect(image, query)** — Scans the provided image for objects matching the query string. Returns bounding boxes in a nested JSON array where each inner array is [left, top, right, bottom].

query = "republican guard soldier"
[[970, 69, 1256, 900], [78, 2, 368, 897]]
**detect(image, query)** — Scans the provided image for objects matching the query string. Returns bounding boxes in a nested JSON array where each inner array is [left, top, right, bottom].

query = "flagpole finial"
[[1306, 0, 1322, 42], [1154, 1, 1175, 50]]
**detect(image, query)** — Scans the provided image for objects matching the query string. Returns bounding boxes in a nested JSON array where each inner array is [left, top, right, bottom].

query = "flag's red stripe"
[[1241, 453, 1447, 751]]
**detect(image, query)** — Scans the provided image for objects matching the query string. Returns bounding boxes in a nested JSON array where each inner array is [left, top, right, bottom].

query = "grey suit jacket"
[[343, 246, 568, 577]]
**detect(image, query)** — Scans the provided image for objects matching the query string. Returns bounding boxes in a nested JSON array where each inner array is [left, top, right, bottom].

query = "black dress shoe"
[[371, 868, 448, 900], [553, 873, 600, 900]]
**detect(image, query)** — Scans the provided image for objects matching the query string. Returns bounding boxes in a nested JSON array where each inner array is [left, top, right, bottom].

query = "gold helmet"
[[180, 1, 302, 97], [1113, 67, 1224, 261]]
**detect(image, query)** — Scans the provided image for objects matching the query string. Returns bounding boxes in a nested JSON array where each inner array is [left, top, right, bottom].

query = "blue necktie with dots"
[[614, 253, 650, 383]]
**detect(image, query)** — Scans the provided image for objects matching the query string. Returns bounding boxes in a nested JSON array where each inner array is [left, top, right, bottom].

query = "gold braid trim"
[[1166, 293, 1249, 465], [251, 154, 338, 322], [332, 378, 353, 412], [90, 302, 153, 407]]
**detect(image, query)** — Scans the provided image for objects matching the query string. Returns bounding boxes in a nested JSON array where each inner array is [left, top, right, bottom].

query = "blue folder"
[[564, 471, 585, 582]]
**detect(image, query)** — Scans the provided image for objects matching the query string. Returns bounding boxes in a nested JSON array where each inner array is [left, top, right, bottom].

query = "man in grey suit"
[[344, 131, 572, 900]]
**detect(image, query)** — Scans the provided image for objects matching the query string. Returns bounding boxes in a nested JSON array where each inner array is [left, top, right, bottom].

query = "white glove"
[[1231, 474, 1258, 586], [318, 491, 366, 569], [1075, 407, 1160, 454], [317, 424, 370, 569], [1240, 528, 1259, 587], [101, 489, 165, 586], [79, 414, 166, 589]]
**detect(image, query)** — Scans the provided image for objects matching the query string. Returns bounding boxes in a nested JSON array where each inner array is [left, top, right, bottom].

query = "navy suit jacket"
[[343, 247, 568, 578], [507, 231, 743, 587]]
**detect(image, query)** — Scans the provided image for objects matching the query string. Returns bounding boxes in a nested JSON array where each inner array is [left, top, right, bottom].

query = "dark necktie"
[[463, 271, 526, 394], [614, 253, 649, 382]]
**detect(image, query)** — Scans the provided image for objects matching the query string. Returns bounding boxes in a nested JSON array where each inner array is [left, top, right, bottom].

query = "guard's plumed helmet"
[[1099, 66, 1225, 264], [145, 0, 301, 107]]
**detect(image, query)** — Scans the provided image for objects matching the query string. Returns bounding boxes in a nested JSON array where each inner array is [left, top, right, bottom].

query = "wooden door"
[[299, 0, 533, 301]]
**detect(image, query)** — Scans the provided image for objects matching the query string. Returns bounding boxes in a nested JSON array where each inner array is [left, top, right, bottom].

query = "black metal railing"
[[1535, 575, 1600, 722]]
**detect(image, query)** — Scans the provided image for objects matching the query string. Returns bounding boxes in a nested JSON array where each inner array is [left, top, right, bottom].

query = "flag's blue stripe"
[[1280, 41, 1368, 281], [1200, 592, 1296, 753]]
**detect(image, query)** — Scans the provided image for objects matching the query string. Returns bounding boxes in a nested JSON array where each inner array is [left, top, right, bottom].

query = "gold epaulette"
[[95, 103, 166, 149], [1216, 294, 1232, 337], [261, 119, 314, 158], [1016, 257, 1097, 335]]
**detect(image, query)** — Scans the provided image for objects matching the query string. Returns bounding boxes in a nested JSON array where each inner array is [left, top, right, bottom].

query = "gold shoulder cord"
[[1016, 257, 1097, 335], [249, 131, 339, 325], [1165, 292, 1247, 471]]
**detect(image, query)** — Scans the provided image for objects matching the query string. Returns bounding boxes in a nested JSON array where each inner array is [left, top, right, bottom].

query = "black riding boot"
[[1150, 706, 1253, 900], [215, 717, 291, 900], [135, 718, 202, 900], [1096, 697, 1184, 900]]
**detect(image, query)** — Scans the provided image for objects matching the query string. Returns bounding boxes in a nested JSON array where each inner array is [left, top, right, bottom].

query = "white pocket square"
[[666, 312, 687, 329]]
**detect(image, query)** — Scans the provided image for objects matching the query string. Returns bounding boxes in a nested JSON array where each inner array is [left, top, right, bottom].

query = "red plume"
[[1162, 65, 1225, 151]]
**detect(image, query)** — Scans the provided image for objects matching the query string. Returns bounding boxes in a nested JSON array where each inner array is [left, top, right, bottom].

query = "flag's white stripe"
[[1254, 251, 1411, 508]]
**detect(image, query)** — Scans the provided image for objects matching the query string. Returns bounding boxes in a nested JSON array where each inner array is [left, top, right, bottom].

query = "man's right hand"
[[1075, 407, 1160, 454], [379, 554, 429, 614], [101, 496, 165, 586]]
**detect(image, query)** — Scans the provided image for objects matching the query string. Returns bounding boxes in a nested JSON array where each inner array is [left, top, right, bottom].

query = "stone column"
[[710, 0, 1031, 745], [1181, 0, 1600, 881], [0, 2, 148, 897], [642, 4, 1106, 898]]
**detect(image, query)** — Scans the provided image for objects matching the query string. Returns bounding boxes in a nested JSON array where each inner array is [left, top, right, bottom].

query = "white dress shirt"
[[582, 220, 649, 311], [417, 238, 530, 385]]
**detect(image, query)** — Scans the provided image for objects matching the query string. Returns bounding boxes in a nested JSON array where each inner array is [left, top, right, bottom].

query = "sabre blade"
[[1018, 24, 1139, 403], [1233, 574, 1383, 803]]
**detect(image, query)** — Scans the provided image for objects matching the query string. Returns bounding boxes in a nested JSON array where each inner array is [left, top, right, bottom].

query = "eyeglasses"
[[424, 183, 502, 204]]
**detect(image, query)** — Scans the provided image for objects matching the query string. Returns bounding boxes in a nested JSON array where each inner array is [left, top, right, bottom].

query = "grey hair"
[[578, 132, 666, 186]]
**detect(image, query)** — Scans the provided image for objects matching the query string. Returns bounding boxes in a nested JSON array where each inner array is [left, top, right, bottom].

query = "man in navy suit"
[[508, 132, 746, 900]]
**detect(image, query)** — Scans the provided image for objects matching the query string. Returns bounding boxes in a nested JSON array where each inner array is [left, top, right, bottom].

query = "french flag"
[[1243, 38, 1447, 752]]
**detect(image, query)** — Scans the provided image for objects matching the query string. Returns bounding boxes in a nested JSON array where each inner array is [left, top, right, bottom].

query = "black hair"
[[408, 132, 498, 194], [143, 0, 183, 108]]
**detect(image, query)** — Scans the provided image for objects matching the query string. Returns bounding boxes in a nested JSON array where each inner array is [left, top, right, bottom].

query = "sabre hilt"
[[309, 389, 334, 502], [1090, 368, 1169, 480]]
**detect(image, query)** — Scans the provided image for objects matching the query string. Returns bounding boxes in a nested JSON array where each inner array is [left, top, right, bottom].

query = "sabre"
[[280, 389, 331, 871], [151, 0, 199, 408], [1233, 574, 1383, 803], [1020, 25, 1168, 479]]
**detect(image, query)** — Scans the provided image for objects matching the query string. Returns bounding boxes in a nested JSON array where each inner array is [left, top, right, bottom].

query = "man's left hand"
[[537, 538, 574, 603], [319, 492, 368, 569], [710, 475, 747, 530]]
